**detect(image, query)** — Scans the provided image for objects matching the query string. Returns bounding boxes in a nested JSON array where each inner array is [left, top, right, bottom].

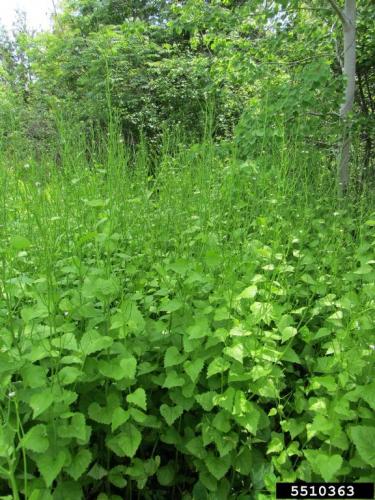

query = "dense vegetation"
[[0, 1, 374, 499]]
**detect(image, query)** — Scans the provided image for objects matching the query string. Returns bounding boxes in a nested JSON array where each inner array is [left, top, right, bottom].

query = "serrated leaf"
[[212, 410, 231, 433], [58, 413, 90, 442], [164, 347, 186, 368], [160, 404, 183, 425], [250, 301, 274, 325], [350, 426, 375, 466], [57, 366, 82, 385], [111, 300, 145, 334], [199, 470, 218, 492], [126, 388, 147, 411], [238, 285, 257, 300], [185, 436, 207, 459], [205, 453, 231, 480], [213, 387, 235, 412], [79, 330, 113, 355], [162, 370, 185, 388], [21, 365, 47, 389], [223, 343, 244, 364], [304, 450, 343, 481], [88, 463, 108, 480], [358, 382, 375, 410], [21, 424, 49, 453], [88, 402, 113, 425], [207, 357, 230, 378], [98, 359, 125, 380], [108, 465, 127, 488], [107, 424, 141, 458], [35, 449, 66, 487], [111, 407, 130, 431], [160, 299, 183, 313], [66, 449, 92, 480], [195, 391, 216, 411], [184, 358, 204, 383], [29, 389, 54, 418], [281, 346, 301, 363], [281, 326, 297, 343], [120, 356, 137, 379], [187, 317, 210, 339]]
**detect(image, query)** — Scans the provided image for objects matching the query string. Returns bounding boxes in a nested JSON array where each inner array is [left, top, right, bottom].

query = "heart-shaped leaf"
[[126, 388, 147, 411], [160, 404, 183, 425]]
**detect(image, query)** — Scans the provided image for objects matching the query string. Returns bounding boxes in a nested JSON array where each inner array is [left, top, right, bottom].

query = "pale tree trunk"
[[328, 0, 356, 195]]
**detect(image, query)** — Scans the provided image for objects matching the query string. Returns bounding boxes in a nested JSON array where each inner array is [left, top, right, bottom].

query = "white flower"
[[8, 391, 16, 398]]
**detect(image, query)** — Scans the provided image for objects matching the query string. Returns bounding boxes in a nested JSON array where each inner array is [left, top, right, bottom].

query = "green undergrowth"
[[0, 130, 374, 499]]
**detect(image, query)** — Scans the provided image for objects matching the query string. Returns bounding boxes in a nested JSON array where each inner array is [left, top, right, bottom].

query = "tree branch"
[[327, 0, 347, 25]]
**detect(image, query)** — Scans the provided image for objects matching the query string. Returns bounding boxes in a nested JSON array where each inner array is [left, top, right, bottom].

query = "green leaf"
[[237, 285, 257, 300], [108, 465, 127, 488], [58, 413, 90, 442], [21, 424, 49, 453], [223, 343, 244, 364], [111, 407, 130, 431], [164, 346, 186, 367], [304, 450, 342, 482], [160, 299, 183, 313], [98, 355, 136, 381], [21, 365, 47, 389], [267, 433, 284, 454], [281, 346, 301, 364], [199, 471, 218, 492], [79, 330, 113, 356], [157, 464, 176, 486], [250, 302, 274, 325], [212, 410, 231, 433], [187, 317, 210, 339], [205, 453, 231, 480], [358, 382, 375, 410], [35, 449, 66, 487], [184, 358, 204, 383], [58, 366, 82, 386], [350, 426, 375, 466], [111, 300, 145, 334], [160, 404, 183, 425], [185, 436, 207, 459], [281, 326, 297, 343], [162, 370, 185, 388], [196, 391, 216, 411], [88, 402, 114, 425], [21, 303, 48, 322], [29, 389, 54, 418], [213, 387, 235, 412], [207, 357, 230, 378], [120, 356, 137, 379], [107, 424, 142, 458], [234, 446, 253, 475], [126, 388, 147, 411], [98, 359, 125, 380], [88, 463, 108, 480], [66, 449, 92, 480]]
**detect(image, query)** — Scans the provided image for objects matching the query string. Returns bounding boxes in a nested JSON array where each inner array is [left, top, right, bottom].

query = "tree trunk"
[[329, 0, 356, 195]]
